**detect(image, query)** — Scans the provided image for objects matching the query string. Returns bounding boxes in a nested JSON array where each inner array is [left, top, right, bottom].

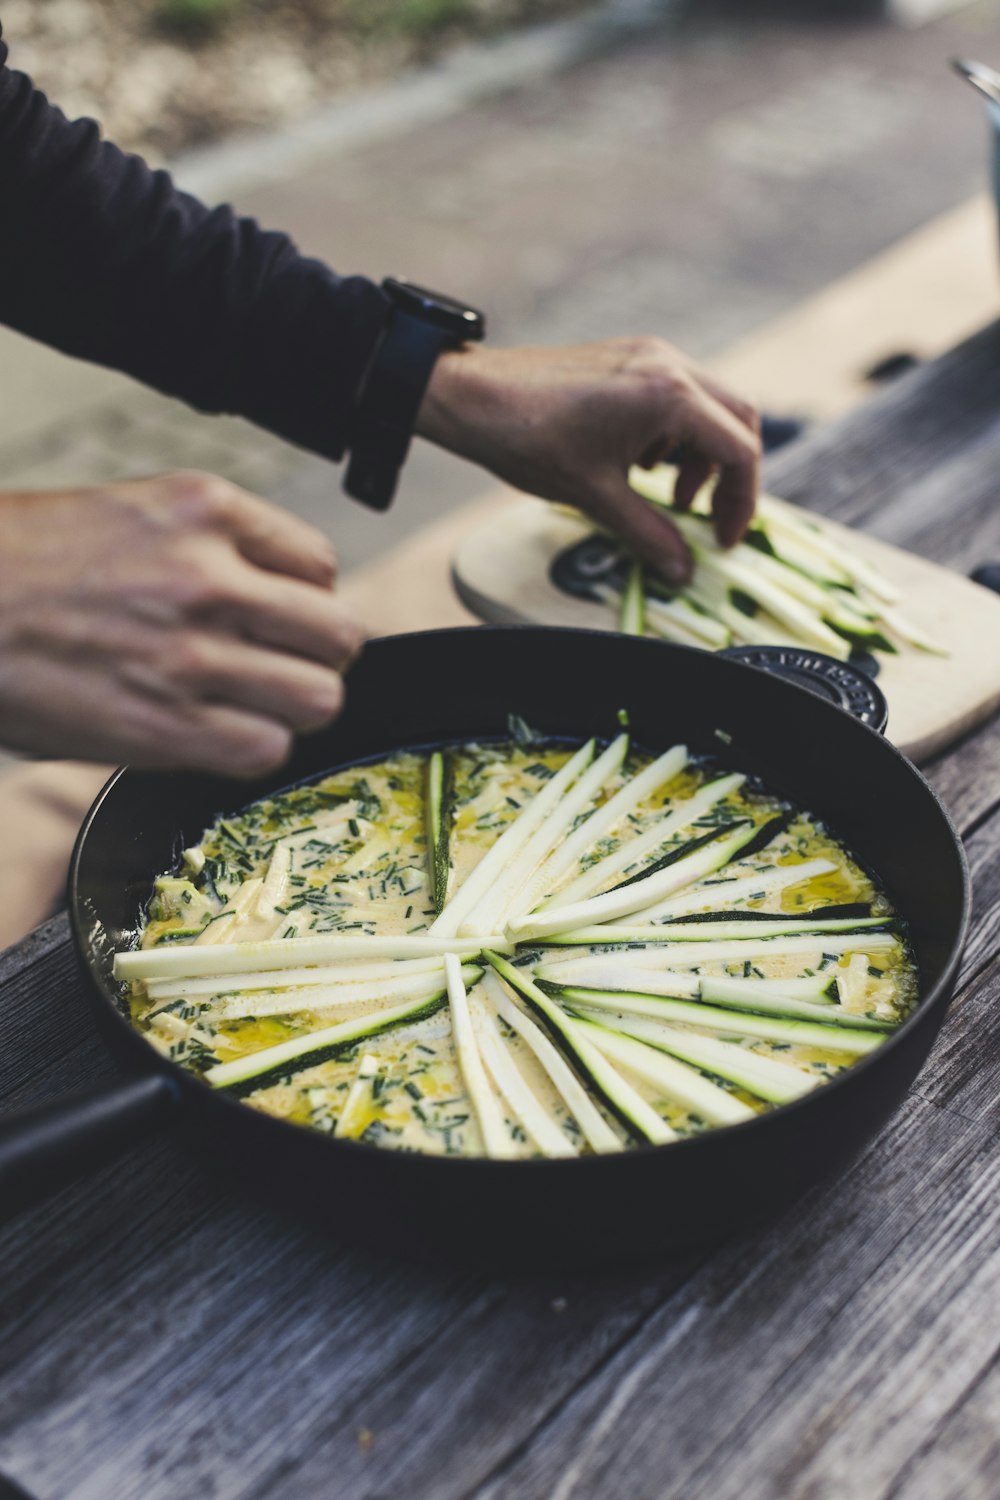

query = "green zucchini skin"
[[424, 750, 454, 915], [609, 821, 745, 893], [208, 987, 465, 1096], [664, 903, 873, 925], [552, 983, 890, 1041], [607, 809, 796, 898], [622, 916, 893, 942], [484, 951, 652, 1146]]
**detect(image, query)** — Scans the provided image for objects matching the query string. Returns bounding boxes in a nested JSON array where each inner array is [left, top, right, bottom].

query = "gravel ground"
[[0, 0, 591, 159]]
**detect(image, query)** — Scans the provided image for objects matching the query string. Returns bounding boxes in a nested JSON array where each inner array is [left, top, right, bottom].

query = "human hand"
[[416, 336, 761, 584], [0, 473, 364, 774]]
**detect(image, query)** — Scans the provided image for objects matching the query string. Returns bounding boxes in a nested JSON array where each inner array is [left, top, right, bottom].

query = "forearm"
[[0, 26, 388, 460]]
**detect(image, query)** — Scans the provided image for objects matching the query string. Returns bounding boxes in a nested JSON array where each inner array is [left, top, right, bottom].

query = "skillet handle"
[[0, 1072, 180, 1219], [719, 645, 889, 734]]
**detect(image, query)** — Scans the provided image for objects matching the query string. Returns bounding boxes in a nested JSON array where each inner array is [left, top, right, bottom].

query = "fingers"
[[673, 453, 715, 514], [582, 477, 693, 586], [671, 383, 760, 548], [168, 473, 339, 589], [688, 368, 761, 442], [129, 697, 297, 779], [220, 566, 367, 668], [120, 633, 346, 733], [226, 492, 339, 589]]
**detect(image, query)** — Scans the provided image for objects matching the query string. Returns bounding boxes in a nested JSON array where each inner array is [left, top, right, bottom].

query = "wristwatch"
[[344, 276, 487, 511]]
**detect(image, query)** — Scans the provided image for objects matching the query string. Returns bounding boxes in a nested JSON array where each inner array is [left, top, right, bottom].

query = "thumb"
[[578, 474, 693, 587]]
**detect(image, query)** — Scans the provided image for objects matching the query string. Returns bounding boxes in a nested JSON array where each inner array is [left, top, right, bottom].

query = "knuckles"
[[160, 471, 239, 528]]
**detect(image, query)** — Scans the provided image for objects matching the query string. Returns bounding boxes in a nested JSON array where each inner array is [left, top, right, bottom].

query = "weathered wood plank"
[[462, 972, 1000, 1500], [923, 715, 1000, 834], [765, 321, 1000, 529], [886, 1355, 1000, 1500]]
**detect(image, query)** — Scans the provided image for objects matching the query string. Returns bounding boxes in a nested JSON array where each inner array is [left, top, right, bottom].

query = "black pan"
[[0, 627, 969, 1267]]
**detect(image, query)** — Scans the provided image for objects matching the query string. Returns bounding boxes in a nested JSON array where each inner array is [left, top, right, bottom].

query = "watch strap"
[[344, 311, 452, 511]]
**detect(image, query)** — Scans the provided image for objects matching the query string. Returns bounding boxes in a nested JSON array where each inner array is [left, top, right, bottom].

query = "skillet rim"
[[68, 624, 973, 1175]]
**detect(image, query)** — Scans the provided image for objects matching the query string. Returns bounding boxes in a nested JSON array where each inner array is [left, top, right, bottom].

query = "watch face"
[[384, 276, 486, 339]]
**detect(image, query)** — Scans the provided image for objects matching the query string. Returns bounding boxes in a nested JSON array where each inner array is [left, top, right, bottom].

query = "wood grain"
[[1, 322, 1000, 1500]]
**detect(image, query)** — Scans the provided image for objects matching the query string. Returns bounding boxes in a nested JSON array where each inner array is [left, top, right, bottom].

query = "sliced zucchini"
[[424, 750, 453, 914], [574, 1019, 756, 1125], [469, 993, 577, 1158], [558, 986, 887, 1054], [520, 743, 688, 920], [204, 988, 452, 1092], [484, 952, 675, 1146], [512, 813, 793, 942], [467, 733, 629, 936], [143, 952, 473, 1003], [333, 1053, 380, 1139], [576, 1010, 820, 1105], [444, 954, 514, 1158], [638, 856, 838, 921], [482, 970, 620, 1153], [618, 560, 646, 636], [603, 914, 891, 941], [115, 932, 508, 984], [537, 930, 901, 961], [542, 771, 745, 911], [200, 963, 482, 1022], [430, 739, 596, 938]]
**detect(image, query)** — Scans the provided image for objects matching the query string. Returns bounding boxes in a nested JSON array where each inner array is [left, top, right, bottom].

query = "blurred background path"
[[2, 0, 1000, 574]]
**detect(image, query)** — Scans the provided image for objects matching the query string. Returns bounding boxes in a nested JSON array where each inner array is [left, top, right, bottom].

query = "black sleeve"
[[0, 24, 390, 463]]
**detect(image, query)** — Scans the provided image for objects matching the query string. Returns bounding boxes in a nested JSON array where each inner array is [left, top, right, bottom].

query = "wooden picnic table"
[[1, 322, 999, 1500]]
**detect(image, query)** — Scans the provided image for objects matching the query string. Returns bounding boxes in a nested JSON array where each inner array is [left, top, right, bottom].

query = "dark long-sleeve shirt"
[[0, 22, 390, 463]]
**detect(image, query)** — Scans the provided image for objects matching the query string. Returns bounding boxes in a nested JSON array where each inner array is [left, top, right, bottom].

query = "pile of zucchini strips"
[[118, 732, 916, 1159], [601, 465, 945, 659]]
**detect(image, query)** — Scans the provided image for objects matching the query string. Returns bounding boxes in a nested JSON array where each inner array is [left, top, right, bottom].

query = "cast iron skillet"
[[0, 628, 970, 1267]]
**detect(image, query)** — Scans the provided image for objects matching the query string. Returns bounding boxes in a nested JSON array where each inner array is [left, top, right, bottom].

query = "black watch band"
[[344, 277, 486, 512]]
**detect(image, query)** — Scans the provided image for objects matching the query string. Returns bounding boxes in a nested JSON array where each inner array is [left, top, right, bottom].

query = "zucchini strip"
[[520, 743, 689, 918], [618, 560, 646, 636], [595, 580, 704, 648], [333, 1053, 380, 1139], [540, 772, 746, 911], [143, 953, 474, 1003], [194, 876, 263, 946], [533, 931, 901, 962], [568, 914, 891, 942], [576, 1010, 819, 1104], [430, 739, 596, 938], [115, 932, 508, 984], [638, 857, 838, 920], [469, 993, 578, 1158], [424, 750, 453, 914], [512, 815, 788, 941], [575, 1019, 756, 1125], [535, 959, 840, 1008], [758, 495, 901, 604], [482, 971, 620, 1153], [254, 844, 291, 921], [877, 603, 947, 656], [203, 989, 451, 1091], [444, 955, 514, 1159], [692, 552, 850, 658], [485, 953, 675, 1146], [645, 594, 730, 648], [467, 733, 630, 936], [198, 964, 483, 1022], [559, 987, 886, 1054]]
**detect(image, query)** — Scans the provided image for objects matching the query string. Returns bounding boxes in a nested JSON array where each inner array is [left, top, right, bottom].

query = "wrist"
[[415, 343, 513, 466]]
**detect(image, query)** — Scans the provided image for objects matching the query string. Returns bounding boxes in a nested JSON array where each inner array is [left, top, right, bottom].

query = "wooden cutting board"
[[452, 494, 1000, 764]]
